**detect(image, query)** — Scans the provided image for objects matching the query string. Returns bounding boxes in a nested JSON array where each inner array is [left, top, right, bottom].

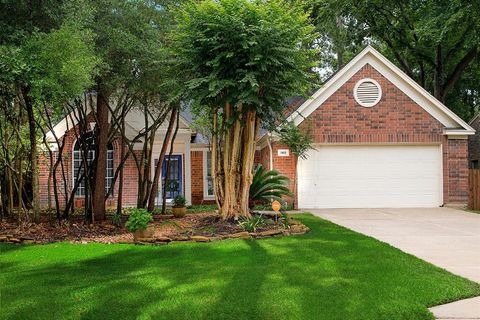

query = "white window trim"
[[353, 78, 382, 107], [203, 150, 215, 199], [72, 138, 114, 198]]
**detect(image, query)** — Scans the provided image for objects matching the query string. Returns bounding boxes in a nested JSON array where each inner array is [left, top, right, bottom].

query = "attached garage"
[[256, 46, 475, 208], [297, 145, 442, 208]]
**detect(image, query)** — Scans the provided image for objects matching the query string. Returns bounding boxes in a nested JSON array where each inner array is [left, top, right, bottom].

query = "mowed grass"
[[1, 214, 479, 320]]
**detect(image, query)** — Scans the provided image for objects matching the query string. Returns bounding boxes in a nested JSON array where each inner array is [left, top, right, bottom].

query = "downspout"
[[267, 133, 273, 170]]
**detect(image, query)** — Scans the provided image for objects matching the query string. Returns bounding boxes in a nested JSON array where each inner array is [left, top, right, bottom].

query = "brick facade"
[[38, 61, 470, 209], [190, 150, 216, 205], [444, 138, 469, 203], [191, 150, 204, 204], [258, 63, 469, 206], [38, 127, 140, 210]]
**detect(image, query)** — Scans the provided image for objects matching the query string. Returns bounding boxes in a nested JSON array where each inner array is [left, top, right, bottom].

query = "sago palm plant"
[[249, 165, 293, 209]]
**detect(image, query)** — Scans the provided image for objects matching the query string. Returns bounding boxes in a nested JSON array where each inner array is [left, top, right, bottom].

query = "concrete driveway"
[[310, 207, 480, 283]]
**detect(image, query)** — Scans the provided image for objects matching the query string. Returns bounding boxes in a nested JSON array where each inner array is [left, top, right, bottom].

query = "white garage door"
[[297, 145, 442, 208]]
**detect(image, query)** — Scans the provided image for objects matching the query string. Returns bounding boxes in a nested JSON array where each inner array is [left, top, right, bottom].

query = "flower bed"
[[0, 213, 309, 245]]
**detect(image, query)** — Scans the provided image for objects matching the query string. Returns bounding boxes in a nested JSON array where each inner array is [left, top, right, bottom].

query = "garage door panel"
[[297, 145, 442, 208]]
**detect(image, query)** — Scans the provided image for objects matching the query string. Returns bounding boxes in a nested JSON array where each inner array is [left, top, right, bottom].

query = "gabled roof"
[[288, 45, 475, 135], [46, 103, 192, 143]]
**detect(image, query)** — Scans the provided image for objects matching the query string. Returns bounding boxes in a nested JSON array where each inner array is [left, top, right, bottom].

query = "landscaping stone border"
[[130, 223, 310, 245]]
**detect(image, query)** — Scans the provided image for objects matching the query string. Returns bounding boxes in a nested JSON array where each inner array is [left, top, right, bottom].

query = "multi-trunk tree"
[[170, 0, 317, 220], [0, 0, 98, 222]]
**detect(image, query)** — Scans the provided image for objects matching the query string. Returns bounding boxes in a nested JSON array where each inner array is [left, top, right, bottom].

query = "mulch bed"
[[0, 213, 309, 245]]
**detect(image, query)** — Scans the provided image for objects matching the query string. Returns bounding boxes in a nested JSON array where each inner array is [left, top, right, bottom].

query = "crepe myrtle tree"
[[170, 0, 317, 220]]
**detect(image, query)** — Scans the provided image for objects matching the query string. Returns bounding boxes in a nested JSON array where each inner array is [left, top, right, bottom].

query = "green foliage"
[[25, 24, 99, 106], [172, 195, 186, 208], [279, 213, 291, 228], [301, 0, 367, 73], [187, 204, 217, 213], [238, 215, 266, 232], [249, 165, 293, 205], [125, 208, 153, 232], [278, 121, 315, 160], [170, 0, 318, 128], [111, 212, 122, 227], [304, 0, 480, 119], [253, 202, 294, 211]]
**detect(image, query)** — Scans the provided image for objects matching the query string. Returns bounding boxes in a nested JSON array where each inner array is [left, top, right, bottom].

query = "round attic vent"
[[354, 78, 382, 107]]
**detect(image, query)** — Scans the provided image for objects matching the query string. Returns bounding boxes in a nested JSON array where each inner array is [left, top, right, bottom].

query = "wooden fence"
[[468, 169, 480, 210]]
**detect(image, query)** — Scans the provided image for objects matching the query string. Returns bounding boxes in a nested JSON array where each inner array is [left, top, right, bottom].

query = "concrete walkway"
[[309, 207, 480, 319]]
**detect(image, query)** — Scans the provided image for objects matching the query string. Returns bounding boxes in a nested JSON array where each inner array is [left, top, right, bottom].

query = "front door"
[[161, 155, 183, 200]]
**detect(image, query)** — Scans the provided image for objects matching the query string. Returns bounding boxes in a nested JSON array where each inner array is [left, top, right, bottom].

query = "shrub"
[[125, 209, 153, 233], [111, 212, 122, 227], [172, 195, 186, 208], [238, 215, 266, 232], [249, 165, 293, 207], [278, 213, 291, 229]]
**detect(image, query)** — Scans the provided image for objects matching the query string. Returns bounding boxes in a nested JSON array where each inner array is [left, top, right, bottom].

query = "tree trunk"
[[238, 111, 258, 216], [92, 87, 110, 221], [161, 109, 180, 213], [147, 107, 178, 212], [116, 114, 126, 215], [214, 104, 259, 220], [7, 166, 14, 217], [211, 108, 222, 210], [22, 86, 40, 223]]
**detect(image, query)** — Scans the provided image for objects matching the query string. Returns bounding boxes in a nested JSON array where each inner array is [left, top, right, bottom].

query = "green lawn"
[[1, 214, 479, 320]]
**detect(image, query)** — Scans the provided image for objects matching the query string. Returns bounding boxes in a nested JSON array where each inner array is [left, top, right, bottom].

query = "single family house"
[[39, 46, 475, 209]]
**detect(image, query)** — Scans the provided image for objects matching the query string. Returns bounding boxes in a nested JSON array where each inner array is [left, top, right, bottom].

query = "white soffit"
[[289, 46, 475, 135]]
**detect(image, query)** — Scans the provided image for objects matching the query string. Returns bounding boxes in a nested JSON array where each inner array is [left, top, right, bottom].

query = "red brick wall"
[[254, 143, 296, 207], [299, 64, 444, 143], [254, 63, 469, 205], [191, 151, 204, 204], [38, 127, 139, 210], [190, 150, 216, 205], [444, 138, 469, 203]]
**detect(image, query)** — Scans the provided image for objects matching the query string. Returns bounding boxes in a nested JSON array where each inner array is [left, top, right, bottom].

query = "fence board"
[[468, 169, 480, 210]]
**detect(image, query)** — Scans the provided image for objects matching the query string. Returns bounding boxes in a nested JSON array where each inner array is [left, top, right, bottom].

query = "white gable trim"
[[46, 105, 92, 143], [46, 106, 192, 142], [289, 46, 475, 135]]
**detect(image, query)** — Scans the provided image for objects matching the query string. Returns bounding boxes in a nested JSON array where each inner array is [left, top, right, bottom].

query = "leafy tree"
[[350, 0, 479, 104], [62, 0, 179, 220], [306, 0, 480, 118], [0, 1, 98, 222], [302, 0, 368, 73], [170, 0, 317, 219]]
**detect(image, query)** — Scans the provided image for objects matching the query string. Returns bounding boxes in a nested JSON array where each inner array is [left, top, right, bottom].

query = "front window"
[[204, 151, 214, 197], [73, 133, 114, 197], [73, 149, 94, 196]]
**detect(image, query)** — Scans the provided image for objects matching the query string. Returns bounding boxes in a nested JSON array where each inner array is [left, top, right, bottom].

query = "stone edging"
[[132, 224, 310, 245], [0, 223, 310, 246]]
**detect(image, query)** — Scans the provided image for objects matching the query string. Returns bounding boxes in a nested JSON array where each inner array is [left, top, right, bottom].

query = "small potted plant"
[[172, 195, 187, 218], [125, 208, 154, 241]]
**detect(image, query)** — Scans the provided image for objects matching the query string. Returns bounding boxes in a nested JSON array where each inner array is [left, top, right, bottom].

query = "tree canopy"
[[306, 0, 480, 119], [169, 0, 317, 219]]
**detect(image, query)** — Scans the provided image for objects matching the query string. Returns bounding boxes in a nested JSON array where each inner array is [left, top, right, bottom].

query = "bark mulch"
[[0, 213, 310, 245]]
